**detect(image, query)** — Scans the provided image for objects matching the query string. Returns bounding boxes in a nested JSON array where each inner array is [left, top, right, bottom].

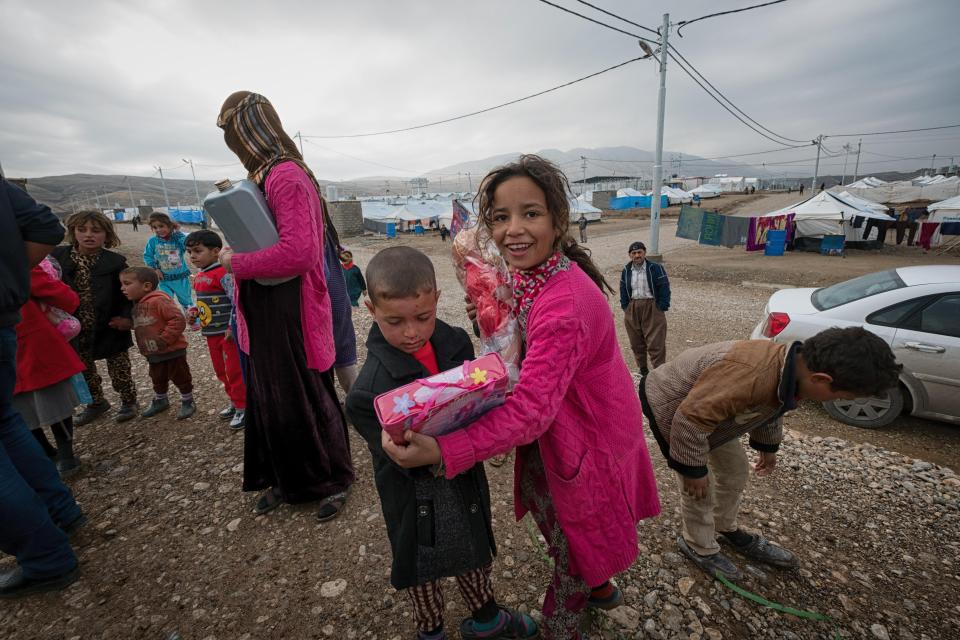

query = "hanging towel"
[[852, 216, 865, 229], [720, 216, 751, 248], [676, 205, 705, 240], [699, 211, 724, 246], [918, 222, 940, 249]]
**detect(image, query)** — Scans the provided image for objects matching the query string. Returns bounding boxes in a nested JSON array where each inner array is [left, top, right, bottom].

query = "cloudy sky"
[[2, 0, 959, 182]]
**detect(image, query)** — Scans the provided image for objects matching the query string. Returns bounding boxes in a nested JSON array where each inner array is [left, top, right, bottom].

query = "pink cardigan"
[[438, 263, 661, 586], [231, 161, 335, 372]]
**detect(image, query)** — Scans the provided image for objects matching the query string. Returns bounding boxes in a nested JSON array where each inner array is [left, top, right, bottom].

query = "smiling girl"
[[384, 155, 661, 638]]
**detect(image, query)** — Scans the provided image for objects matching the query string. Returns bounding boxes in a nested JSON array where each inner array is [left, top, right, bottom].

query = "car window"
[[812, 270, 906, 311], [902, 294, 960, 338], [867, 296, 936, 327]]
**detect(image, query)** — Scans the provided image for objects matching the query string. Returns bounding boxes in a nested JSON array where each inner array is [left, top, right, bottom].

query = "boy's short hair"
[[801, 326, 902, 396], [185, 230, 223, 249], [147, 211, 175, 227], [366, 246, 436, 304], [64, 210, 121, 248], [121, 266, 160, 289]]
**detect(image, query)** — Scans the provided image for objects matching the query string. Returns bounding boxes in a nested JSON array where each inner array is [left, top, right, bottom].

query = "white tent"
[[844, 176, 960, 203], [570, 196, 602, 221], [709, 176, 746, 192], [360, 201, 400, 220], [846, 177, 886, 189], [393, 200, 448, 222], [927, 195, 960, 248], [689, 184, 722, 199], [762, 190, 893, 241], [617, 187, 645, 197], [834, 190, 889, 214]]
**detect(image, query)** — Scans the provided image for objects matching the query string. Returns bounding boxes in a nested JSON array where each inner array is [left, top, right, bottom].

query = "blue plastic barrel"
[[765, 229, 787, 256], [386, 222, 396, 238]]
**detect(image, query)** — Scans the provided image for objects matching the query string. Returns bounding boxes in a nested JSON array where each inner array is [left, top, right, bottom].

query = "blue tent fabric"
[[609, 195, 669, 210], [169, 207, 204, 224]]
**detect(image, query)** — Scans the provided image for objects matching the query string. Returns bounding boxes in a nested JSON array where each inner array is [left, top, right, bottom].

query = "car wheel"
[[822, 387, 904, 429]]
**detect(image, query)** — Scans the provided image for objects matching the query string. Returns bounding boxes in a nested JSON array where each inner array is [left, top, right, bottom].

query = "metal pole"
[[648, 12, 670, 257], [467, 172, 473, 191], [295, 131, 305, 157], [156, 166, 171, 210], [930, 154, 937, 174], [852, 139, 862, 182], [811, 135, 823, 193], [580, 156, 587, 196], [93, 190, 102, 209], [126, 177, 136, 210], [840, 143, 851, 186], [184, 159, 206, 228]]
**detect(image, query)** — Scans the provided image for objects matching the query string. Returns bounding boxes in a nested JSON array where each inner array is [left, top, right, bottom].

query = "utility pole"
[[126, 176, 136, 211], [648, 12, 670, 258], [930, 154, 937, 175], [93, 190, 102, 209], [811, 134, 823, 193], [155, 165, 171, 210], [183, 159, 207, 228], [467, 172, 473, 192], [840, 143, 853, 186], [580, 156, 587, 196], [852, 139, 862, 182], [295, 131, 305, 157]]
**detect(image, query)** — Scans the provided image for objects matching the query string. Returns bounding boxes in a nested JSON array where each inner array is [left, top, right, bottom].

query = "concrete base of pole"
[[645, 254, 664, 263]]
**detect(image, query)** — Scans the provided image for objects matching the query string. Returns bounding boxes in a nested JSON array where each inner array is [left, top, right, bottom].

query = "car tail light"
[[762, 312, 791, 338]]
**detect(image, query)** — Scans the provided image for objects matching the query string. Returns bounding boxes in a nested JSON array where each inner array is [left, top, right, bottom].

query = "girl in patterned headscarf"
[[216, 92, 354, 520]]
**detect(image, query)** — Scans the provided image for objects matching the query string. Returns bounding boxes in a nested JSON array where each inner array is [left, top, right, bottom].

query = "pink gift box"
[[375, 353, 508, 446]]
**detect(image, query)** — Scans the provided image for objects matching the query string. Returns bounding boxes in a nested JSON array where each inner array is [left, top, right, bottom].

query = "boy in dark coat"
[[346, 247, 536, 640]]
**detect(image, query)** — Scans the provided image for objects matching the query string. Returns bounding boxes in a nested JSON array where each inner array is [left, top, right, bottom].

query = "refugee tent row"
[[927, 195, 960, 249], [760, 190, 893, 242], [361, 197, 600, 231], [843, 175, 960, 203]]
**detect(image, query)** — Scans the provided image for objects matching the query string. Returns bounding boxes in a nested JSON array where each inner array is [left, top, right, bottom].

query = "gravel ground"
[[3, 217, 958, 640]]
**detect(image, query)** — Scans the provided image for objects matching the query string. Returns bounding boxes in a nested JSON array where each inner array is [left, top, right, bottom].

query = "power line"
[[668, 44, 808, 144], [571, 0, 659, 35], [535, 0, 658, 43], [825, 123, 960, 138], [666, 50, 812, 149], [676, 0, 789, 37], [302, 56, 644, 139], [303, 139, 423, 174]]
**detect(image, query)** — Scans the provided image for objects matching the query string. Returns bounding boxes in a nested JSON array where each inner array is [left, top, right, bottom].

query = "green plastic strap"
[[714, 571, 841, 639]]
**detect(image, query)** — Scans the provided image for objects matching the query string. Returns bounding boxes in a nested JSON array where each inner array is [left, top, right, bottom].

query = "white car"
[[750, 265, 960, 428]]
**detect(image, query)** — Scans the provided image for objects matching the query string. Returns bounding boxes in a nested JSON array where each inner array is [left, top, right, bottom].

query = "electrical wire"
[[666, 50, 812, 149], [825, 123, 960, 138], [571, 0, 659, 35], [301, 56, 644, 139], [676, 0, 789, 37], [534, 0, 658, 43], [668, 44, 809, 145], [303, 139, 423, 174]]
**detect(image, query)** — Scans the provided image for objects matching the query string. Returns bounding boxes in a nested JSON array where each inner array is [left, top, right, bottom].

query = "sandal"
[[459, 606, 538, 639], [252, 487, 283, 515], [316, 491, 348, 522], [489, 452, 510, 468]]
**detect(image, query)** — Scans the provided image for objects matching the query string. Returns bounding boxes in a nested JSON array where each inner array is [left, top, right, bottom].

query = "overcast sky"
[[2, 0, 959, 182]]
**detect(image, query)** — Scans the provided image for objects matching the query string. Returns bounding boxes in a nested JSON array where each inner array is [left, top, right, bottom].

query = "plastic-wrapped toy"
[[37, 257, 81, 340], [452, 226, 522, 385]]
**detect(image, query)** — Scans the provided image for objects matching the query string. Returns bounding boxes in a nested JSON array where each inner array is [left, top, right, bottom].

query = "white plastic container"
[[203, 179, 292, 286]]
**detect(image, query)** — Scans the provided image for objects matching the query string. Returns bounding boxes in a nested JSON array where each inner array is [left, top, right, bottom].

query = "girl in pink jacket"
[[385, 155, 661, 639]]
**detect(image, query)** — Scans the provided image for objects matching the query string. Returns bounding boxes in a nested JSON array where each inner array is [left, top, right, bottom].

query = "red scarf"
[[512, 252, 570, 335], [341, 261, 355, 270]]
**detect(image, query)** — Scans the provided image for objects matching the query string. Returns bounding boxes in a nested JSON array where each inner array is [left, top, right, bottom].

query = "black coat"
[[346, 320, 496, 589], [51, 245, 133, 360]]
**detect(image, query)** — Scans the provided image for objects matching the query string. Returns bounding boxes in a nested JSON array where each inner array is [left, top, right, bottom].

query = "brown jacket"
[[640, 340, 800, 478], [132, 290, 188, 363]]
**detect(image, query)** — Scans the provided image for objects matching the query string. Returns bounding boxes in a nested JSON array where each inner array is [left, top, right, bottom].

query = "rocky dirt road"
[[3, 214, 958, 640]]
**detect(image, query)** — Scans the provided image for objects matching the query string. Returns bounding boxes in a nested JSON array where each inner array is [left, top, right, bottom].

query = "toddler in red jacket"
[[120, 267, 195, 420]]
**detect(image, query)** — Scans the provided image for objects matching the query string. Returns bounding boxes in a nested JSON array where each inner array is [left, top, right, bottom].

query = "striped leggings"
[[406, 563, 495, 633]]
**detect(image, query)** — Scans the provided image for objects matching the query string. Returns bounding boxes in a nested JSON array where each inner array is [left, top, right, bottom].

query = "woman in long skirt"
[[216, 91, 354, 520]]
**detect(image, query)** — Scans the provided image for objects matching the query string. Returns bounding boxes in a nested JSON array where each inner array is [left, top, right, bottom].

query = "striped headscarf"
[[217, 91, 340, 246]]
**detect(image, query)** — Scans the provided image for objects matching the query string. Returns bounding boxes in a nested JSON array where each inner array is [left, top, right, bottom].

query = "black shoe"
[[115, 403, 138, 423], [75, 400, 110, 426], [718, 531, 799, 568], [253, 487, 284, 515], [142, 398, 170, 418], [0, 566, 79, 599], [218, 405, 235, 420], [56, 457, 82, 479], [176, 400, 196, 420], [61, 514, 88, 537], [677, 536, 744, 581]]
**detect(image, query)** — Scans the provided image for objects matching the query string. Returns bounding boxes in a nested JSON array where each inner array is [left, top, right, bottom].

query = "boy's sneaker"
[[115, 403, 138, 423], [229, 409, 246, 430], [177, 400, 196, 420], [587, 582, 623, 610], [218, 405, 235, 420], [142, 398, 170, 418], [459, 606, 538, 639], [0, 566, 79, 599], [717, 530, 799, 568], [75, 400, 110, 426], [677, 536, 743, 582]]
